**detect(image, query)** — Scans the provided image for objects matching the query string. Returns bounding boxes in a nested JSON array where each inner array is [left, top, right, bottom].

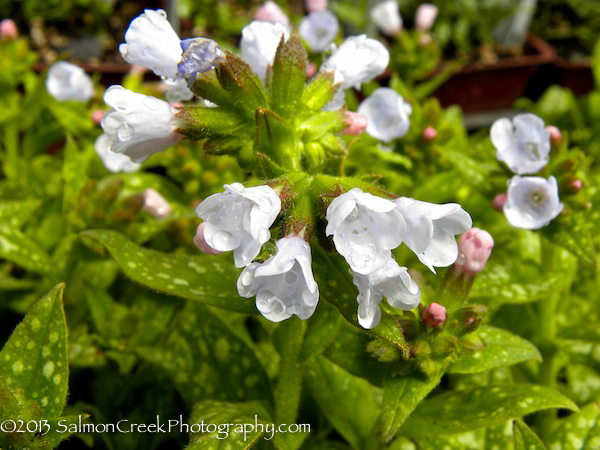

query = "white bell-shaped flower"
[[321, 34, 389, 90], [351, 258, 420, 329], [503, 176, 564, 229], [119, 9, 182, 79], [394, 197, 472, 273], [94, 134, 141, 173], [326, 188, 406, 275], [415, 3, 438, 31], [101, 86, 181, 163], [163, 78, 194, 103], [371, 0, 403, 36], [240, 21, 290, 80], [237, 236, 319, 322], [195, 183, 281, 268], [491, 113, 551, 175], [299, 10, 339, 52], [358, 88, 412, 142], [46, 62, 93, 102]]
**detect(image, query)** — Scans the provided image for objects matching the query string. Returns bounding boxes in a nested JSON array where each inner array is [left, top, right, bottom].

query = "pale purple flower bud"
[[0, 19, 18, 39], [455, 228, 494, 275], [423, 302, 446, 327], [546, 125, 561, 146], [92, 109, 104, 125], [306, 62, 317, 78], [422, 126, 437, 142], [142, 188, 171, 218], [371, 0, 403, 36], [415, 4, 438, 31], [306, 0, 327, 13], [492, 193, 507, 211], [343, 111, 367, 135], [194, 222, 224, 255], [255, 1, 290, 27]]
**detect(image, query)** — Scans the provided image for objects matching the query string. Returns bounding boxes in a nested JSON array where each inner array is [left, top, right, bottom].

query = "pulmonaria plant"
[[100, 9, 473, 330], [46, 61, 93, 102]]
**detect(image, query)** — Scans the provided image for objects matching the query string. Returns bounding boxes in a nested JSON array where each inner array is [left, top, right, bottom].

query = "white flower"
[[321, 34, 389, 90], [326, 188, 406, 275], [394, 197, 472, 273], [415, 4, 438, 31], [491, 113, 551, 175], [371, 0, 403, 36], [101, 86, 181, 163], [163, 78, 194, 103], [240, 21, 290, 80], [351, 259, 420, 329], [255, 1, 290, 27], [94, 134, 141, 173], [299, 11, 339, 52], [46, 62, 93, 102], [358, 88, 412, 142], [237, 236, 319, 322], [195, 183, 281, 268], [142, 188, 171, 219], [119, 9, 182, 79], [503, 176, 564, 230]]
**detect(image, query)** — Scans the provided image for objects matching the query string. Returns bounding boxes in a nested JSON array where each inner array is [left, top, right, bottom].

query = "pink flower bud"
[[142, 188, 171, 219], [455, 228, 494, 275], [306, 62, 317, 78], [255, 1, 290, 27], [546, 125, 561, 146], [306, 0, 327, 13], [343, 111, 368, 135], [423, 302, 446, 327], [422, 126, 437, 142], [572, 179, 583, 191], [193, 222, 223, 255], [91, 109, 104, 125], [0, 19, 18, 40], [415, 4, 438, 31], [419, 33, 432, 46], [492, 193, 507, 212]]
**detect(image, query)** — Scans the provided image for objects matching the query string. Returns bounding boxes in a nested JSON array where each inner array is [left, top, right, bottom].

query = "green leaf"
[[381, 365, 446, 443], [270, 35, 307, 119], [399, 384, 578, 437], [0, 199, 41, 228], [302, 300, 341, 361], [548, 401, 600, 450], [80, 229, 255, 314], [0, 224, 51, 273], [62, 135, 90, 217], [305, 356, 381, 450], [544, 212, 596, 268], [136, 302, 271, 406], [313, 248, 409, 356], [448, 326, 541, 374], [513, 420, 546, 450], [559, 323, 600, 342], [187, 400, 272, 449]]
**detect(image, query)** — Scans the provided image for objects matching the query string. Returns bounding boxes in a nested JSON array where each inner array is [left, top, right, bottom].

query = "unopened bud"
[[422, 126, 437, 142], [194, 222, 223, 255], [556, 158, 577, 175], [423, 302, 446, 327], [455, 228, 494, 275], [451, 305, 487, 336], [306, 0, 327, 13], [255, 1, 290, 27], [560, 176, 583, 196], [0, 19, 18, 40], [546, 125, 561, 146], [419, 33, 433, 46], [91, 109, 104, 125], [142, 188, 171, 219], [415, 4, 438, 31], [306, 62, 317, 78], [492, 193, 507, 211], [342, 111, 367, 135]]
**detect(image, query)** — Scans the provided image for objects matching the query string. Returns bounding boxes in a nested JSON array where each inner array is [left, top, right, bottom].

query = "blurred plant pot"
[[550, 57, 594, 96], [431, 33, 556, 113]]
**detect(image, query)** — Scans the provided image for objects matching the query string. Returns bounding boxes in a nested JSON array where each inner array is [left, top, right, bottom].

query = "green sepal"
[[256, 152, 287, 179], [269, 35, 307, 119], [301, 71, 338, 111], [192, 68, 239, 111], [255, 108, 298, 170], [217, 52, 269, 115], [177, 106, 245, 140]]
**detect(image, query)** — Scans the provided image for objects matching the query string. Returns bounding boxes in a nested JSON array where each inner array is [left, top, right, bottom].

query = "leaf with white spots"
[[513, 420, 546, 450], [398, 384, 578, 437], [0, 223, 51, 273], [448, 326, 541, 374], [0, 199, 41, 228], [135, 302, 271, 406], [80, 229, 255, 314], [187, 400, 272, 449], [548, 401, 600, 450]]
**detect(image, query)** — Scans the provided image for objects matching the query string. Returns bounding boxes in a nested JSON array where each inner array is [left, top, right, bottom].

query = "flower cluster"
[[491, 114, 564, 229]]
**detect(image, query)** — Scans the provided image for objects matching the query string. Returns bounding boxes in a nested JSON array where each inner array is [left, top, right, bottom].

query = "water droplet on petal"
[[212, 230, 234, 249], [117, 124, 134, 142]]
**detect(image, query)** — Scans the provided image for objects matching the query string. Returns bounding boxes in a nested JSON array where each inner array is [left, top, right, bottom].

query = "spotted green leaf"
[[513, 420, 546, 450], [187, 400, 272, 449], [399, 384, 578, 437], [301, 300, 341, 361], [548, 401, 600, 450], [136, 302, 271, 406], [544, 213, 596, 268], [305, 355, 381, 450], [0, 199, 40, 228], [448, 325, 541, 374], [0, 223, 51, 273], [80, 229, 255, 314]]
